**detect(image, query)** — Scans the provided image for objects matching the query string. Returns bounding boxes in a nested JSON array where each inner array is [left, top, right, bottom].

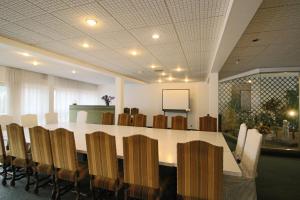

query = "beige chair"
[[76, 111, 87, 123], [45, 112, 58, 125], [233, 123, 247, 161], [21, 114, 38, 128], [153, 115, 168, 129], [86, 132, 121, 199], [6, 123, 33, 190], [0, 125, 11, 186], [0, 115, 16, 130], [50, 128, 88, 199], [224, 129, 262, 200], [177, 141, 223, 200], [123, 135, 160, 199], [29, 126, 54, 195]]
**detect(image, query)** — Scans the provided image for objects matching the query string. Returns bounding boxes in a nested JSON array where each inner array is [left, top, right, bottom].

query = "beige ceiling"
[[0, 0, 231, 83], [220, 0, 300, 79]]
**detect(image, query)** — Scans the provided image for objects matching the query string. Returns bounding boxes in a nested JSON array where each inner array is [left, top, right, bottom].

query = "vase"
[[105, 102, 109, 106]]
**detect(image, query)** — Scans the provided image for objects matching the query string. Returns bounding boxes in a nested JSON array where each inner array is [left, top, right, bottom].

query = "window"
[[0, 84, 8, 114]]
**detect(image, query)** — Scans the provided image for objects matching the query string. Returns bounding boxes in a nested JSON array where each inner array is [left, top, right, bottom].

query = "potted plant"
[[101, 95, 115, 106]]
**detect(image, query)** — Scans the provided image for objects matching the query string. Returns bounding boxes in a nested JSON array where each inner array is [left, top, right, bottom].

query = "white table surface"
[[4, 123, 241, 177]]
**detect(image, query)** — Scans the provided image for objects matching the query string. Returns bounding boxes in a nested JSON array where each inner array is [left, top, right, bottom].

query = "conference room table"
[[4, 122, 242, 177]]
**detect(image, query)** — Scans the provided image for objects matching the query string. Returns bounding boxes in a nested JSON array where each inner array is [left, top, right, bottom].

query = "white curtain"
[[0, 84, 8, 114], [53, 77, 98, 122]]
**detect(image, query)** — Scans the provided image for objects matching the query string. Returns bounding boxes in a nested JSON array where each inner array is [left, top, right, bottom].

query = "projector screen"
[[162, 89, 190, 111]]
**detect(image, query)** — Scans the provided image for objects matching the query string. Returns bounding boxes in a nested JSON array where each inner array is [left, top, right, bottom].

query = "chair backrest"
[[171, 116, 187, 130], [118, 113, 131, 126], [29, 126, 53, 166], [21, 114, 38, 128], [0, 125, 6, 161], [199, 114, 217, 132], [45, 112, 58, 125], [124, 107, 130, 115], [102, 112, 114, 125], [132, 114, 146, 127], [130, 108, 139, 115], [235, 123, 248, 159], [6, 123, 27, 160], [153, 115, 168, 129], [86, 132, 118, 180], [240, 129, 262, 178], [77, 111, 87, 123], [50, 128, 77, 171], [177, 141, 223, 199], [0, 115, 15, 130], [123, 135, 159, 189]]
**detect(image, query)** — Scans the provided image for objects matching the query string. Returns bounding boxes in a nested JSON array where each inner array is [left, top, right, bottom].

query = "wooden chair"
[[199, 114, 217, 132], [0, 125, 11, 186], [153, 115, 168, 129], [171, 116, 187, 130], [29, 126, 54, 195], [45, 112, 58, 124], [131, 108, 139, 115], [118, 113, 131, 126], [21, 114, 38, 128], [0, 115, 16, 130], [123, 135, 160, 199], [102, 112, 114, 125], [177, 141, 223, 200], [50, 128, 88, 200], [132, 114, 146, 127], [124, 107, 130, 115], [6, 123, 33, 190], [86, 132, 120, 199]]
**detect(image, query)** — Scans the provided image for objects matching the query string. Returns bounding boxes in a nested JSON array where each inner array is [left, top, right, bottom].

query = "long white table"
[[4, 123, 242, 177]]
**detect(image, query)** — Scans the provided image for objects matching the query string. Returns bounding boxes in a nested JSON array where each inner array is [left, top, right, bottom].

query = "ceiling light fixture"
[[184, 77, 189, 82], [19, 52, 30, 57], [152, 34, 160, 39], [131, 50, 137, 56], [176, 67, 182, 72], [167, 76, 173, 81], [248, 80, 252, 83], [86, 19, 97, 26], [82, 43, 90, 48], [151, 65, 156, 69], [158, 79, 162, 83], [72, 70, 76, 74], [161, 72, 166, 76], [32, 61, 39, 66]]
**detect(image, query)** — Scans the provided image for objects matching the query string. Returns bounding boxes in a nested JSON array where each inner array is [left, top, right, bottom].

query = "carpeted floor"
[[1, 141, 300, 200]]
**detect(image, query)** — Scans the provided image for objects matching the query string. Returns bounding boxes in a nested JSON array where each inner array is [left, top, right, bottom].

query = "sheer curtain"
[[0, 84, 8, 114], [53, 77, 98, 122]]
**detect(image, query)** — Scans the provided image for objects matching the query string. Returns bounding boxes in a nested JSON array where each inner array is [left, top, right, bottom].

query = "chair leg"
[[55, 178, 60, 200], [51, 173, 56, 200], [25, 167, 30, 191], [114, 190, 119, 200], [124, 188, 128, 200], [90, 176, 96, 200], [75, 180, 80, 200], [33, 171, 39, 194], [2, 164, 7, 186], [10, 165, 15, 186]]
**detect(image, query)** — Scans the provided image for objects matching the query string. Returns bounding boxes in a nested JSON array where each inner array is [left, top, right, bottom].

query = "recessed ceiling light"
[[167, 76, 173, 81], [82, 43, 90, 48], [152, 34, 160, 39], [86, 19, 97, 26], [131, 50, 137, 56], [72, 70, 76, 74], [175, 67, 182, 72], [248, 80, 252, 83], [32, 61, 39, 66], [161, 72, 166, 76], [158, 79, 162, 83], [18, 52, 30, 57], [184, 77, 189, 82], [151, 65, 156, 69]]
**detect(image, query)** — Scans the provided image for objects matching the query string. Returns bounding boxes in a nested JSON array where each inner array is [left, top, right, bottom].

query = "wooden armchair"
[[118, 113, 131, 126], [86, 132, 120, 199], [199, 114, 217, 132], [132, 114, 147, 127], [0, 125, 11, 185], [177, 141, 223, 200], [153, 115, 168, 129], [171, 116, 187, 130], [102, 112, 114, 125], [130, 108, 139, 115], [123, 135, 160, 199]]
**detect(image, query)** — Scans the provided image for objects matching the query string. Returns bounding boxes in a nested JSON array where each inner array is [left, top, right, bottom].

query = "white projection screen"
[[162, 89, 190, 111]]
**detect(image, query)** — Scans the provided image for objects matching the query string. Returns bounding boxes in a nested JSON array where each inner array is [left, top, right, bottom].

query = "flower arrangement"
[[101, 95, 115, 106]]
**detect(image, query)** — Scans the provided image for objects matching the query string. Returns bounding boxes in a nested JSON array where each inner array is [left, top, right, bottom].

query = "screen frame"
[[162, 89, 190, 112]]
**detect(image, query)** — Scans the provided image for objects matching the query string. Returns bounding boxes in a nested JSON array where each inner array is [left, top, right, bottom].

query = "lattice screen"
[[219, 72, 299, 116]]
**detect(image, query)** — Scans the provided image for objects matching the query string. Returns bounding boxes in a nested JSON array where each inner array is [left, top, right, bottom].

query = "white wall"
[[98, 82, 210, 129]]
